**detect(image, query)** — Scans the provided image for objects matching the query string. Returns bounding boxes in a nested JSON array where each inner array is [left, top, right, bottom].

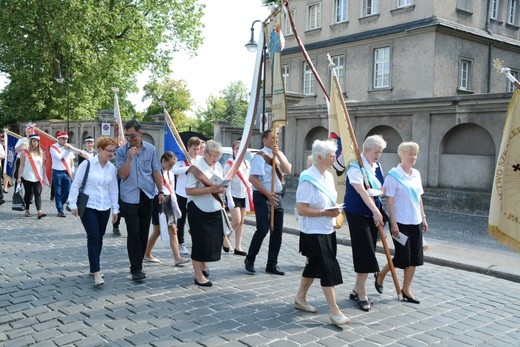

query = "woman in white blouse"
[[69, 137, 119, 286], [185, 140, 227, 287], [295, 139, 350, 326], [17, 134, 47, 219], [223, 140, 253, 256]]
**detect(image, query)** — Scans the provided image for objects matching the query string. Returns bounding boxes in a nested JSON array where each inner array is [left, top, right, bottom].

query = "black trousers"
[[246, 191, 284, 267], [121, 190, 153, 274]]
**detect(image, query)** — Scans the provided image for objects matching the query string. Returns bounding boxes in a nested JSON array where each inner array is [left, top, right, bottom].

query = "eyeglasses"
[[124, 133, 138, 139], [103, 148, 116, 153]]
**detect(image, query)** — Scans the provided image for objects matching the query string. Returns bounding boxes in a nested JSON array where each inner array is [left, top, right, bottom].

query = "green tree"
[[195, 81, 249, 138], [142, 77, 192, 129], [0, 0, 204, 128]]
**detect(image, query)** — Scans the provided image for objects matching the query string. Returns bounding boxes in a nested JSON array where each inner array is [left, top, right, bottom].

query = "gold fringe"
[[488, 225, 520, 253]]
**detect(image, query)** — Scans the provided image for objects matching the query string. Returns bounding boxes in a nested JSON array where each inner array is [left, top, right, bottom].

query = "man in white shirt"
[[50, 131, 76, 217]]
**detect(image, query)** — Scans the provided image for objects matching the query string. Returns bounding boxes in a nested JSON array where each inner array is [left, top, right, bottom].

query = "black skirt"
[[299, 231, 343, 287], [187, 201, 223, 262], [346, 213, 380, 273]]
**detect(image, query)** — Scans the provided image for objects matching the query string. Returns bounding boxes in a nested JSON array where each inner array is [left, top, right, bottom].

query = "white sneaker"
[[179, 244, 189, 256]]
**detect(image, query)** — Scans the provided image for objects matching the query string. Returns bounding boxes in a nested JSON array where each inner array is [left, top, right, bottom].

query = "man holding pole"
[[244, 129, 291, 275]]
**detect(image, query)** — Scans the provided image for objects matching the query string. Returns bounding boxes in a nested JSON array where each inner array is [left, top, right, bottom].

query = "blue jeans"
[[80, 207, 111, 273], [246, 191, 284, 267], [52, 169, 71, 213]]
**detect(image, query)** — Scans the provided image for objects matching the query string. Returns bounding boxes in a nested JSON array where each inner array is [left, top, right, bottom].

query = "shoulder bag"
[[77, 161, 91, 218]]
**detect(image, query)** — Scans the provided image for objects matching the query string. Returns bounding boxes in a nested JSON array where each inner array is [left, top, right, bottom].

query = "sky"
[[127, 0, 271, 112], [0, 1, 271, 113]]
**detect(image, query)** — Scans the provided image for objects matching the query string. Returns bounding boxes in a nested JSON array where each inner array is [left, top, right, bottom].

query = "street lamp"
[[245, 19, 267, 132], [55, 59, 70, 135]]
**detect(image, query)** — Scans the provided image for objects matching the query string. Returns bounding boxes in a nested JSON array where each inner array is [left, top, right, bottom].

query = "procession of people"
[[1, 120, 429, 327]]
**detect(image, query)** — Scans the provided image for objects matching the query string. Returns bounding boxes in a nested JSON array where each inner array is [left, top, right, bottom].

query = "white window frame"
[[508, 70, 519, 91], [303, 61, 316, 95], [363, 0, 379, 16], [457, 0, 472, 11], [490, 0, 500, 19], [373, 47, 390, 89], [396, 0, 413, 7], [282, 64, 290, 91], [283, 10, 294, 36], [508, 0, 517, 24], [330, 55, 345, 90], [459, 59, 472, 90], [307, 3, 322, 30], [335, 0, 348, 23]]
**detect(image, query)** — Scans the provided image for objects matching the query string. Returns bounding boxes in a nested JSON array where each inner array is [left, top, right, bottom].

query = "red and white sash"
[[51, 144, 72, 178], [23, 149, 44, 186], [227, 159, 254, 212]]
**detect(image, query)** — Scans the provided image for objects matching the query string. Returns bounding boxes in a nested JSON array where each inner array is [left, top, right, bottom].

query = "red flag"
[[34, 129, 57, 185]]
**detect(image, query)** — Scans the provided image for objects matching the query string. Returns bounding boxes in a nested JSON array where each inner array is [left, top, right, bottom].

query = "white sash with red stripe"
[[23, 149, 44, 186], [51, 144, 72, 178]]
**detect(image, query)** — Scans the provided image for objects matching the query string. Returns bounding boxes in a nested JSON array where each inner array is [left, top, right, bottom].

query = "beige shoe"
[[175, 258, 190, 266], [294, 297, 317, 313], [93, 272, 104, 286], [144, 256, 161, 263], [329, 312, 350, 326]]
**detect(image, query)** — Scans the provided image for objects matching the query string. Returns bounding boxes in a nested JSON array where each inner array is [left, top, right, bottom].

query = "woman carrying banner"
[[17, 134, 47, 219], [69, 137, 119, 286], [223, 140, 253, 256], [143, 151, 189, 266], [185, 140, 227, 287], [376, 142, 428, 304], [294, 140, 350, 326], [344, 134, 387, 312]]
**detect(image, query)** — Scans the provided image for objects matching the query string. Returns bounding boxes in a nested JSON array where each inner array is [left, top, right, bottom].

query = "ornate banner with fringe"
[[489, 89, 520, 252]]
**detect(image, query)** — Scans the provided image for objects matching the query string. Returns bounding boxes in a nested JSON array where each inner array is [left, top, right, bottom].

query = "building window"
[[335, 0, 348, 23], [508, 70, 519, 91], [396, 0, 413, 7], [363, 0, 379, 16], [283, 10, 294, 36], [457, 0, 472, 11], [308, 3, 322, 30], [373, 47, 390, 88], [508, 0, 518, 24], [303, 61, 316, 95], [282, 64, 290, 91], [490, 0, 500, 20], [459, 59, 472, 90], [330, 55, 345, 89]]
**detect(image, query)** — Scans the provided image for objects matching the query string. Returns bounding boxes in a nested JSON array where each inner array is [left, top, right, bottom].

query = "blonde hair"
[[397, 142, 419, 156]]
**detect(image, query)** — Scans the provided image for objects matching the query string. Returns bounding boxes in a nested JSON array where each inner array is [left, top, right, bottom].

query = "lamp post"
[[55, 59, 70, 136], [245, 19, 267, 132]]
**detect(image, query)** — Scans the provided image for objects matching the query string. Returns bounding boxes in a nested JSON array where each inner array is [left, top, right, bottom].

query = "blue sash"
[[299, 173, 337, 204], [348, 161, 381, 189], [388, 168, 419, 207]]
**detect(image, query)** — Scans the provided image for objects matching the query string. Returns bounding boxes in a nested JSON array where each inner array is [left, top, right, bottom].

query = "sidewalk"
[[245, 190, 520, 284], [1, 194, 520, 346]]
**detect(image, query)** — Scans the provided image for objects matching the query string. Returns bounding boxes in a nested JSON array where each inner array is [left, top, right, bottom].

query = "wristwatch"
[[158, 191, 164, 195]]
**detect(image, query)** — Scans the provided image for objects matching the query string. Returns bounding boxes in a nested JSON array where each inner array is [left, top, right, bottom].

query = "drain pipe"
[[486, 0, 493, 93]]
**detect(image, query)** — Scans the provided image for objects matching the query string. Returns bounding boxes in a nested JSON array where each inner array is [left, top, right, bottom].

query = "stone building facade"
[[252, 0, 520, 199]]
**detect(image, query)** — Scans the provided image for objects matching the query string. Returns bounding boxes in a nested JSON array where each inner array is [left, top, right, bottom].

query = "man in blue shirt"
[[115, 120, 164, 282]]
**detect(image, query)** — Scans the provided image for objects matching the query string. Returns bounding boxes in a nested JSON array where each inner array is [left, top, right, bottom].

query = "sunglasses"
[[124, 133, 138, 139]]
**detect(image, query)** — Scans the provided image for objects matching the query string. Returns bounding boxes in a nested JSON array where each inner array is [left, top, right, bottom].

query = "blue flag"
[[164, 121, 186, 162], [3, 130, 21, 179]]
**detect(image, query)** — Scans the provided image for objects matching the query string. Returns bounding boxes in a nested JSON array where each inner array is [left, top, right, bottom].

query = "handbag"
[[77, 161, 91, 218], [12, 185, 24, 211], [158, 212, 170, 245]]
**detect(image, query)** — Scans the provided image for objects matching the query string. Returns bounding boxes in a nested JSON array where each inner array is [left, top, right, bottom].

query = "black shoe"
[[0, 200, 5, 206], [265, 265, 285, 276], [223, 246, 230, 253], [402, 292, 420, 304], [57, 212, 66, 217], [234, 249, 247, 256], [202, 268, 210, 278], [132, 270, 146, 282], [194, 279, 213, 287], [244, 258, 255, 274], [113, 227, 121, 236], [374, 273, 383, 294]]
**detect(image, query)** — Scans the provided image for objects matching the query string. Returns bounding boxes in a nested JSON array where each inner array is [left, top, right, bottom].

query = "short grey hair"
[[311, 140, 337, 165], [363, 134, 386, 151], [204, 139, 222, 157]]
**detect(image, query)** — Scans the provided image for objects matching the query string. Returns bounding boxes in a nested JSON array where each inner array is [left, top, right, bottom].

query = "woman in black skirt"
[[185, 140, 227, 287], [295, 140, 350, 326]]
